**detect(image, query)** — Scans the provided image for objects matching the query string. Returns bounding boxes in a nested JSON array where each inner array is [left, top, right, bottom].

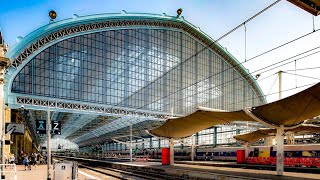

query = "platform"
[[16, 164, 103, 180], [117, 161, 320, 180]]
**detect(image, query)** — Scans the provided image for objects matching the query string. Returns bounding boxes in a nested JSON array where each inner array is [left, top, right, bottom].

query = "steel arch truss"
[[15, 95, 174, 119]]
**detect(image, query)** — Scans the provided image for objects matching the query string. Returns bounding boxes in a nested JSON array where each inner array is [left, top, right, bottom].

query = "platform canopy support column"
[[191, 144, 195, 161], [169, 138, 174, 165], [276, 125, 284, 176], [244, 142, 249, 159], [130, 124, 133, 162]]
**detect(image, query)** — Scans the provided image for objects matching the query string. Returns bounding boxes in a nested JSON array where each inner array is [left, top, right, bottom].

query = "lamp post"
[[47, 108, 51, 180]]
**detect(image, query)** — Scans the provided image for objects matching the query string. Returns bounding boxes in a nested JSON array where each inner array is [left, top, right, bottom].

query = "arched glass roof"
[[4, 12, 266, 147]]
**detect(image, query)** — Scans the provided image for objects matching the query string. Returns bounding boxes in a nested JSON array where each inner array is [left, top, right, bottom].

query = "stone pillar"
[[276, 125, 284, 176]]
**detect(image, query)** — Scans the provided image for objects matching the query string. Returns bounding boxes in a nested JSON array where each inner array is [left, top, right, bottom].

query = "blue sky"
[[1, 0, 320, 102]]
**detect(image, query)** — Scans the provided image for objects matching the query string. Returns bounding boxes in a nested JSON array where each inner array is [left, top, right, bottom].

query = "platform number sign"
[[36, 120, 46, 134], [51, 121, 61, 135]]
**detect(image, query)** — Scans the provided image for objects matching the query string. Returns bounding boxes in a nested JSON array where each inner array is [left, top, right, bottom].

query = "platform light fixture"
[[49, 10, 57, 21], [177, 8, 183, 17]]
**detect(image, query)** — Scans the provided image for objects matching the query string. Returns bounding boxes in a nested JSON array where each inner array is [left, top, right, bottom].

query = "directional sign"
[[51, 121, 61, 135], [36, 120, 46, 134], [5, 123, 25, 135]]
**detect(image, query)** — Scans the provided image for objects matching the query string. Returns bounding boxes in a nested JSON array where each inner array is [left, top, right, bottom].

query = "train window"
[[214, 152, 219, 156], [231, 152, 236, 157], [316, 151, 320, 157], [253, 148, 259, 157], [291, 151, 298, 157], [249, 151, 253, 157], [285, 152, 292, 157]]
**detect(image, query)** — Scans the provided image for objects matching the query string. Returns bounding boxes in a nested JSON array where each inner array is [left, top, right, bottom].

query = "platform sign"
[[5, 123, 25, 135], [36, 120, 46, 134], [52, 121, 61, 135]]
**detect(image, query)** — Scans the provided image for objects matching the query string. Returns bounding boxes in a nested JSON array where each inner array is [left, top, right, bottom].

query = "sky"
[[1, 0, 320, 103]]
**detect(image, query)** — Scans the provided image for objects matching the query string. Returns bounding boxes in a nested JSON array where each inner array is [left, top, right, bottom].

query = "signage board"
[[52, 121, 61, 135], [5, 123, 25, 135], [36, 120, 46, 134]]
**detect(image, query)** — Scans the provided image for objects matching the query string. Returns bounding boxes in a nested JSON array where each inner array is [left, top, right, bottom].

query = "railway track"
[[56, 157, 186, 180], [79, 163, 186, 180], [57, 156, 319, 180]]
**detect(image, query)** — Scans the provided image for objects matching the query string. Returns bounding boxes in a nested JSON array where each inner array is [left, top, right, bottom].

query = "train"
[[77, 144, 320, 167]]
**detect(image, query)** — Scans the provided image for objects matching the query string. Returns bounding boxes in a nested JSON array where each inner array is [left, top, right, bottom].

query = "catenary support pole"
[[169, 138, 174, 165], [278, 70, 282, 100], [47, 108, 51, 180], [276, 125, 284, 176], [129, 124, 132, 162]]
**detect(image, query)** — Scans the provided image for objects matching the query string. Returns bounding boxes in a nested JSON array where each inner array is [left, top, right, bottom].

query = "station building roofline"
[[4, 11, 266, 104]]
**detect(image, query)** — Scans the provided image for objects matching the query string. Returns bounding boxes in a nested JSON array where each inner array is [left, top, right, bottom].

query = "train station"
[[0, 0, 320, 179]]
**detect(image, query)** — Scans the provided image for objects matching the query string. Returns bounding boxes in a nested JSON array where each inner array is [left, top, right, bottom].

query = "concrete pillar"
[[169, 138, 174, 165], [276, 125, 284, 176], [129, 125, 132, 162], [191, 145, 196, 161], [244, 142, 250, 159]]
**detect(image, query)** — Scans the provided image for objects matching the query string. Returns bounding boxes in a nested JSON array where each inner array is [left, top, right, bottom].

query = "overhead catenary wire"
[[244, 22, 247, 62], [114, 0, 282, 108], [267, 76, 278, 95], [245, 28, 320, 63], [284, 72, 320, 81], [217, 82, 318, 110], [284, 66, 320, 72], [256, 73, 277, 81], [140, 46, 320, 110]]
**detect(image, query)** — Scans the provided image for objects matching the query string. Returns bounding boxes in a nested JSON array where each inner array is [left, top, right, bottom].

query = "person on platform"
[[19, 151, 24, 165], [29, 153, 36, 170], [22, 154, 29, 170], [8, 154, 15, 169]]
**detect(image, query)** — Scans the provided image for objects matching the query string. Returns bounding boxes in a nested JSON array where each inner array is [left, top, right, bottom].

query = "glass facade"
[[12, 27, 264, 150], [12, 28, 262, 116]]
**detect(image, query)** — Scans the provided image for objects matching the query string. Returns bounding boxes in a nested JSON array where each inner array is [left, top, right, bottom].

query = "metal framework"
[[4, 12, 266, 148]]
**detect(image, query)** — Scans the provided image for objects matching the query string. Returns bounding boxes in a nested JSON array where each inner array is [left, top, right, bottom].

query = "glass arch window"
[[12, 28, 263, 115]]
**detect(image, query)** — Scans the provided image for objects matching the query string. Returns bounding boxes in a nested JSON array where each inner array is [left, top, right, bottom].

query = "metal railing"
[[0, 164, 17, 180]]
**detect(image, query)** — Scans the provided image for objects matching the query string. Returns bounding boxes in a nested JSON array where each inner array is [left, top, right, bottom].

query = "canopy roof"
[[150, 108, 255, 138], [234, 124, 320, 143], [150, 83, 320, 138], [251, 82, 320, 126]]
